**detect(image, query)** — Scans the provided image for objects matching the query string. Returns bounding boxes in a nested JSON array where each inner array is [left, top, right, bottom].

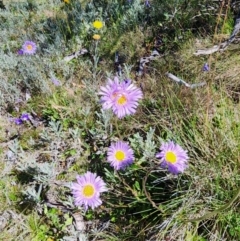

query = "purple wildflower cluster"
[[11, 18, 190, 215], [71, 76, 190, 210], [99, 77, 143, 118], [105, 140, 189, 174], [11, 113, 31, 125], [71, 140, 189, 210]]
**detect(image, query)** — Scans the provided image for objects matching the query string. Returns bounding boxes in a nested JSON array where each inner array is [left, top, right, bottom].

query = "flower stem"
[[114, 117, 121, 139]]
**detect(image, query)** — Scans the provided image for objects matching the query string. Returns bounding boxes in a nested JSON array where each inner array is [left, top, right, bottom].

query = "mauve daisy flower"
[[99, 77, 143, 118], [20, 113, 30, 121], [123, 79, 131, 86], [71, 172, 107, 210], [145, 0, 151, 7], [14, 118, 23, 125], [22, 41, 37, 55], [112, 82, 143, 118], [202, 63, 210, 71], [99, 77, 122, 109], [156, 141, 189, 174], [107, 141, 134, 170], [51, 77, 61, 86], [17, 49, 24, 55]]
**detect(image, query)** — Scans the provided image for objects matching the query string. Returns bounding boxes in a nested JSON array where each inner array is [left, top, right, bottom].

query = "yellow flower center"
[[165, 151, 177, 164], [115, 150, 125, 162], [117, 94, 127, 105], [64, 0, 70, 3], [93, 21, 103, 29], [82, 184, 95, 198], [26, 45, 33, 50]]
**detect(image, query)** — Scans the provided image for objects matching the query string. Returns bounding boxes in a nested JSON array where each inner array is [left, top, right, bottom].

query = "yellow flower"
[[92, 20, 103, 29], [93, 34, 101, 40], [64, 0, 69, 3]]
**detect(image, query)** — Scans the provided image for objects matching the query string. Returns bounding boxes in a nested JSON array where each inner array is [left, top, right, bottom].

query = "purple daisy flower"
[[22, 41, 37, 55], [71, 172, 107, 210], [20, 113, 30, 121], [51, 77, 61, 86], [14, 118, 23, 125], [99, 77, 122, 109], [112, 82, 143, 118], [17, 49, 24, 55], [145, 0, 151, 7], [107, 141, 134, 170], [202, 63, 209, 71], [156, 141, 189, 174], [123, 79, 131, 87], [99, 77, 143, 119]]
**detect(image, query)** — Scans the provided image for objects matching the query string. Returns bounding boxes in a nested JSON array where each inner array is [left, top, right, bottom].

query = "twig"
[[166, 72, 206, 88], [193, 45, 220, 56], [194, 11, 240, 55], [136, 49, 162, 76], [63, 48, 88, 62]]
